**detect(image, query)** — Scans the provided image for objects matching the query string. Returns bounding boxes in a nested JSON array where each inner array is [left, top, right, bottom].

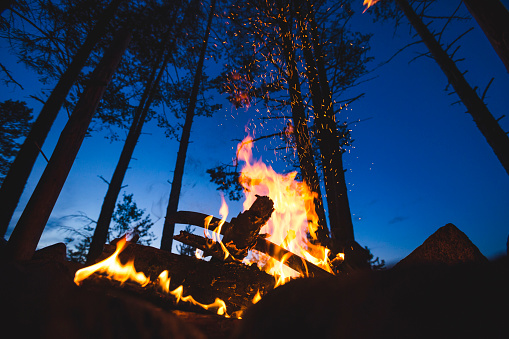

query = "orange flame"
[[74, 236, 231, 317], [203, 195, 233, 261], [74, 237, 149, 287], [362, 0, 381, 13], [236, 136, 334, 283], [157, 270, 229, 316]]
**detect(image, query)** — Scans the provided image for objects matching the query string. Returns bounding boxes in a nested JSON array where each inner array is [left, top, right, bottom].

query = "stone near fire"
[[394, 223, 487, 268], [233, 257, 509, 339], [32, 242, 67, 262]]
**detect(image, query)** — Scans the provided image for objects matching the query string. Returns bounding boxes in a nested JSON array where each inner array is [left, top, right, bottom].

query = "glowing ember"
[[362, 0, 381, 13], [224, 71, 253, 108], [252, 290, 262, 304], [236, 136, 334, 283], [74, 237, 232, 317]]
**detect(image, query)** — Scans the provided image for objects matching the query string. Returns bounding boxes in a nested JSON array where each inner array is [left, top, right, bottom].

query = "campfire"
[[73, 135, 341, 318]]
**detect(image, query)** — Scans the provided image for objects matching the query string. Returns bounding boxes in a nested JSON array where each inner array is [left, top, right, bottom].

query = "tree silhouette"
[[0, 100, 32, 186], [0, 0, 123, 238], [65, 193, 155, 263], [161, 0, 218, 252], [5, 26, 132, 260], [86, 0, 188, 264], [395, 0, 509, 175]]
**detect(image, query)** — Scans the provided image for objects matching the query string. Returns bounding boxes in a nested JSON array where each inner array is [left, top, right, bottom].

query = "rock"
[[395, 223, 487, 268], [232, 257, 509, 339], [33, 242, 67, 262]]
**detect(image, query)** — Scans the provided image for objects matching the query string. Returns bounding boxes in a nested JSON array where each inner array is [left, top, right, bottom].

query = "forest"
[[1, 0, 508, 267]]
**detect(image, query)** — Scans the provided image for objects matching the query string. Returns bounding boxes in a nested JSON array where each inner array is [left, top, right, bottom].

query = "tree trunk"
[[5, 27, 132, 261], [0, 0, 123, 238], [395, 0, 509, 176], [160, 0, 216, 252], [462, 0, 509, 74], [300, 0, 356, 250], [86, 38, 174, 265], [276, 3, 330, 247]]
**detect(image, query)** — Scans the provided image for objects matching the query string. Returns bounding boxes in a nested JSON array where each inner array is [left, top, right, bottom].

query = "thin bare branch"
[[0, 62, 23, 89], [376, 39, 423, 68], [481, 77, 495, 101], [9, 7, 66, 59]]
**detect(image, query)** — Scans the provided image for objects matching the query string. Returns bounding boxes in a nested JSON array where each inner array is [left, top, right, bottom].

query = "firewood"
[[174, 231, 331, 278], [173, 231, 233, 261], [222, 195, 274, 258], [167, 211, 230, 235], [169, 195, 332, 278], [168, 195, 274, 260], [172, 195, 275, 260], [0, 259, 207, 339], [92, 242, 275, 314], [253, 237, 331, 278]]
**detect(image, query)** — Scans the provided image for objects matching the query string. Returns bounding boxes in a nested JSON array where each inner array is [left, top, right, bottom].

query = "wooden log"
[[222, 195, 274, 258], [173, 231, 232, 261], [0, 258, 208, 339], [167, 211, 230, 234], [169, 194, 333, 278], [253, 237, 331, 278], [90, 242, 275, 314], [174, 231, 331, 279]]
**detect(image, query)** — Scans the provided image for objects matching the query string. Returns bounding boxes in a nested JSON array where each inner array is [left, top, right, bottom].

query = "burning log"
[[0, 256, 209, 339], [174, 231, 330, 278], [253, 237, 330, 278], [222, 195, 274, 258], [170, 195, 332, 278], [89, 240, 275, 314], [173, 231, 231, 261]]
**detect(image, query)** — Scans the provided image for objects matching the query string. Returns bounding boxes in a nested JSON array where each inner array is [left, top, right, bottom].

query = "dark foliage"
[[365, 246, 385, 270], [176, 224, 196, 256], [64, 193, 155, 263], [206, 164, 244, 201], [0, 99, 32, 184]]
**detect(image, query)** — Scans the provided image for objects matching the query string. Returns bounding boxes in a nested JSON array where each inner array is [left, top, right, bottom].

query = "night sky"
[[1, 1, 508, 266]]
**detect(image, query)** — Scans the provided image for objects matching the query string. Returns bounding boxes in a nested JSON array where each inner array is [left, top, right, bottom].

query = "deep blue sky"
[[1, 1, 508, 266]]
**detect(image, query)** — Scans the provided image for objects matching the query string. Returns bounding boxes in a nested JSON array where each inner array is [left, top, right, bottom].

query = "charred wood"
[[174, 231, 332, 278], [222, 195, 274, 258], [169, 194, 332, 278], [253, 237, 331, 278], [92, 241, 275, 314], [173, 231, 233, 261], [0, 259, 207, 339]]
